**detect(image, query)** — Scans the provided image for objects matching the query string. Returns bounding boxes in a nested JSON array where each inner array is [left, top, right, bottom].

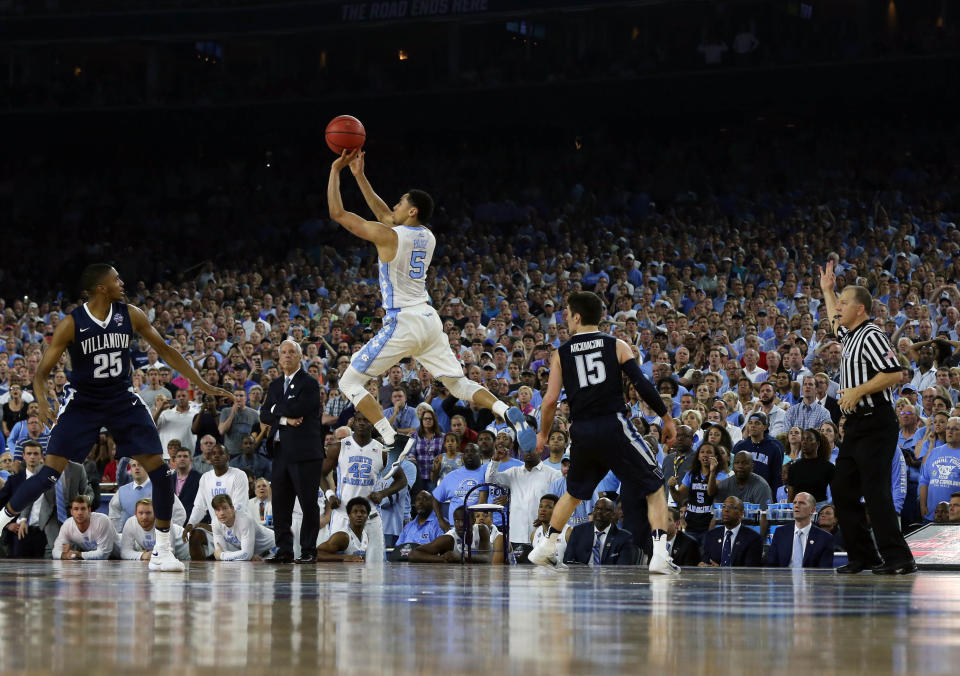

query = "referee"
[[819, 261, 916, 575]]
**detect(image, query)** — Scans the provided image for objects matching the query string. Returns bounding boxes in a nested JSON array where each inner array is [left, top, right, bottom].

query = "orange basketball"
[[325, 115, 366, 154]]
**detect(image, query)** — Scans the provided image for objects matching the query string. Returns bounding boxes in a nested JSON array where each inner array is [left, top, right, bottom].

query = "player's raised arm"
[[328, 150, 398, 252], [818, 260, 840, 335], [32, 315, 75, 427], [616, 339, 675, 448], [128, 305, 233, 402], [348, 151, 395, 224]]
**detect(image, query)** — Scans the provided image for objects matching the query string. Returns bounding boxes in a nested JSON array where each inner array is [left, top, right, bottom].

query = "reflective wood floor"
[[0, 562, 958, 675]]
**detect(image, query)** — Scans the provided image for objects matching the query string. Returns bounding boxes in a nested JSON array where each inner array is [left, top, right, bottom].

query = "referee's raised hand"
[[818, 260, 836, 291]]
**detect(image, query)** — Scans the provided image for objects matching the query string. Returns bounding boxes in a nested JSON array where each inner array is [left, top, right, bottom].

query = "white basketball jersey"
[[379, 226, 435, 310], [336, 435, 385, 516], [343, 527, 369, 556]]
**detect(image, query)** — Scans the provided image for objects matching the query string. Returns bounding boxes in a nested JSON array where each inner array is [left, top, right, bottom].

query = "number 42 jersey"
[[68, 302, 135, 402], [336, 435, 385, 516], [558, 332, 629, 422]]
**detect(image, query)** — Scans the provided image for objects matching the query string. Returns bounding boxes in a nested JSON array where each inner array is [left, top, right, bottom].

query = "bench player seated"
[[407, 505, 502, 564], [120, 498, 190, 562], [52, 495, 117, 560], [316, 496, 374, 562], [211, 494, 277, 562]]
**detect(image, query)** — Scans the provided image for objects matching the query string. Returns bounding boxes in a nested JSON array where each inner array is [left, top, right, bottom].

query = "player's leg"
[[113, 397, 184, 571], [608, 413, 678, 574], [339, 311, 418, 452], [416, 330, 535, 451], [529, 421, 605, 568], [0, 400, 89, 531]]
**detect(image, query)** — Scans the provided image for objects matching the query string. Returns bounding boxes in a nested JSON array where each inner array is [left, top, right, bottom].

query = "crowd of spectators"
[[2, 107, 960, 562]]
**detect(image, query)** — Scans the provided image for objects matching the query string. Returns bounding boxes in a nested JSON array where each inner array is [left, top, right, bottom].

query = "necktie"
[[259, 501, 265, 520], [791, 530, 804, 569], [592, 531, 603, 565], [284, 377, 291, 393], [55, 477, 67, 524], [720, 530, 733, 567]]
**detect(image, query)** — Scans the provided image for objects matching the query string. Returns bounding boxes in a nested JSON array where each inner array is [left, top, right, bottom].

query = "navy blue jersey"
[[67, 302, 134, 401], [559, 332, 627, 421]]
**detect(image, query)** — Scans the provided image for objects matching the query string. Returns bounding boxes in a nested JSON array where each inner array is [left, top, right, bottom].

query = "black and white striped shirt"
[[836, 320, 901, 410]]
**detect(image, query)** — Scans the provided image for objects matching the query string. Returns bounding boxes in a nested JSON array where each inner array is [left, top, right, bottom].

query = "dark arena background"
[[1, 1, 960, 674]]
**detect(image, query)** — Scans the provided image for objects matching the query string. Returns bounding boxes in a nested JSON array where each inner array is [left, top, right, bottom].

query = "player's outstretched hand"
[[348, 150, 365, 177], [332, 149, 358, 172], [200, 385, 235, 402], [36, 399, 57, 429], [535, 432, 549, 456]]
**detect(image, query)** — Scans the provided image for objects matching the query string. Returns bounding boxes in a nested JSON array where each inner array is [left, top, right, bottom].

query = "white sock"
[[373, 418, 396, 445], [652, 535, 668, 556], [154, 528, 171, 551], [0, 508, 17, 532], [491, 400, 509, 419]]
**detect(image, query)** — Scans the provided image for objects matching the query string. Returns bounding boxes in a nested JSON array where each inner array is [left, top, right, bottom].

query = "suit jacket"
[[259, 369, 324, 464], [669, 531, 702, 567], [823, 396, 842, 425], [701, 524, 763, 567], [765, 524, 835, 568], [39, 462, 94, 556], [175, 469, 202, 518], [563, 522, 639, 566]]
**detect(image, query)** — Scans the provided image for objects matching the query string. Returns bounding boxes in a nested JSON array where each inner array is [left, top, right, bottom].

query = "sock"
[[491, 400, 509, 419], [0, 506, 18, 531], [652, 529, 667, 541], [147, 465, 174, 522], [373, 418, 396, 446], [154, 528, 171, 551], [9, 465, 62, 514]]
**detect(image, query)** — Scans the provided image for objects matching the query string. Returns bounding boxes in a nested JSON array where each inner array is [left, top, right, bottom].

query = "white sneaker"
[[149, 547, 186, 572], [648, 550, 680, 575], [529, 538, 567, 571]]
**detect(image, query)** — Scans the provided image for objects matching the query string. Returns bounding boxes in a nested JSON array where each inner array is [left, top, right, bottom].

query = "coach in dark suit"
[[563, 498, 639, 566], [259, 339, 324, 563], [173, 447, 202, 518], [765, 492, 835, 568], [700, 497, 762, 567]]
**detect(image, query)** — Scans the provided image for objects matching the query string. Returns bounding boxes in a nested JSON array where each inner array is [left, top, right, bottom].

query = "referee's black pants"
[[831, 406, 913, 566]]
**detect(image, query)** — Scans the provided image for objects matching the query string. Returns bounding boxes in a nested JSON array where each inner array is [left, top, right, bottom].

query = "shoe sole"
[[505, 407, 537, 453]]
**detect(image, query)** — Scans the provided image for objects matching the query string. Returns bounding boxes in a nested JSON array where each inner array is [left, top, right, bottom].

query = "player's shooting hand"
[[332, 149, 358, 172], [348, 150, 365, 177]]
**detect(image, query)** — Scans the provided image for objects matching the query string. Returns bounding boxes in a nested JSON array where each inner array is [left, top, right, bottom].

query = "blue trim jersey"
[[379, 226, 435, 310], [68, 302, 134, 402]]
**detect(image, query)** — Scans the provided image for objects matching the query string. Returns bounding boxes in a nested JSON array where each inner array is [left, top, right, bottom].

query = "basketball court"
[[1, 562, 958, 675]]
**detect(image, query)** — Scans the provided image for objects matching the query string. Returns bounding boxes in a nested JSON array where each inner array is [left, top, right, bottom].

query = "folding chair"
[[462, 483, 511, 564]]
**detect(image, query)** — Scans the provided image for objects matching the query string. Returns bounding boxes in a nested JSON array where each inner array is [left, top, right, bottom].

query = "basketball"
[[325, 115, 366, 154]]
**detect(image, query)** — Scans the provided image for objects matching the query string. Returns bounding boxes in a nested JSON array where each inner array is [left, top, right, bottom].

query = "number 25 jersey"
[[559, 332, 628, 421], [68, 302, 134, 402]]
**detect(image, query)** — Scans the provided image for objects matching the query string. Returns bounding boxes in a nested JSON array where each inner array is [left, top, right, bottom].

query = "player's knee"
[[340, 367, 371, 405], [440, 375, 483, 402]]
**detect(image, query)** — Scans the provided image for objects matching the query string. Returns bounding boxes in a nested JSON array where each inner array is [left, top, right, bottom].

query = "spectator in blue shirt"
[[12, 415, 50, 463], [382, 388, 420, 438], [432, 443, 486, 530], [396, 490, 445, 547]]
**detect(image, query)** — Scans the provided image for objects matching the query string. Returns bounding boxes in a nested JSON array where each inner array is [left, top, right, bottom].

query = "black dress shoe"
[[837, 559, 882, 574], [872, 560, 918, 575], [266, 553, 294, 564], [295, 554, 317, 564]]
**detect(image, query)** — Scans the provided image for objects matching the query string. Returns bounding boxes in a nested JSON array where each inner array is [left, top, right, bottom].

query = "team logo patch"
[[113, 312, 124, 326]]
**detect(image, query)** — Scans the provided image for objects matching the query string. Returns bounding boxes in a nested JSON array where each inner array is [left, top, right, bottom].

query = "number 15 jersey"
[[336, 435, 385, 516], [68, 302, 134, 402], [559, 332, 628, 422]]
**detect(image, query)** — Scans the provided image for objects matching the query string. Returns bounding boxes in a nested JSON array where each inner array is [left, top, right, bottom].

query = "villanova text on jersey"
[[68, 303, 134, 400]]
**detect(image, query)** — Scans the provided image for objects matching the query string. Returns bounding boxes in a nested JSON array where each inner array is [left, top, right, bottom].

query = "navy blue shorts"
[[566, 412, 664, 501], [47, 391, 163, 463]]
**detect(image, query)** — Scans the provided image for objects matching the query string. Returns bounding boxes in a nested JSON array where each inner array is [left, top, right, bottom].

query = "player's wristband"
[[325, 490, 337, 500]]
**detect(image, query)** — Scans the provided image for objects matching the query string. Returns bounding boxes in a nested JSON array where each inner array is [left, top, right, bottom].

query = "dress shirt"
[[485, 461, 561, 544]]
